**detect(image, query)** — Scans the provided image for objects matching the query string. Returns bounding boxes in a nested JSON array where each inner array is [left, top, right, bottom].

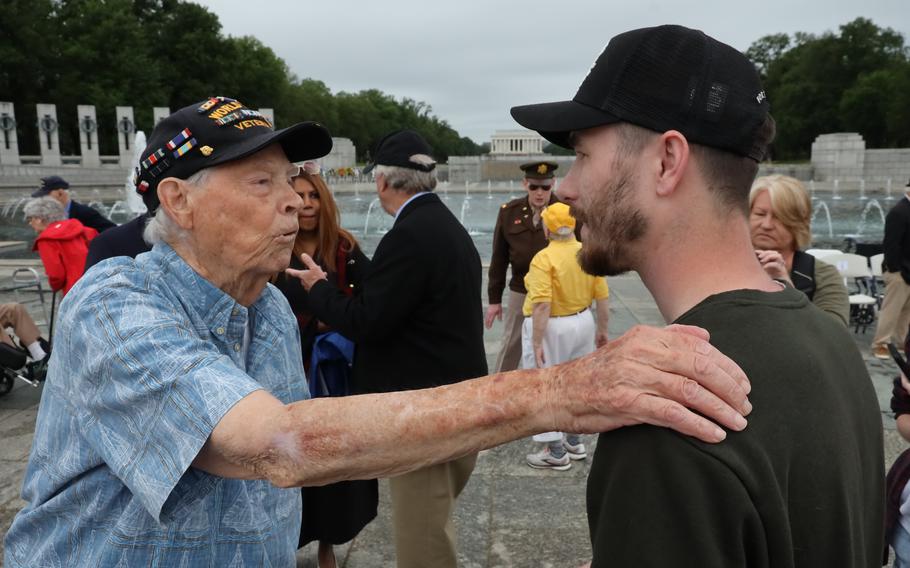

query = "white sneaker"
[[563, 439, 587, 460], [526, 446, 571, 471]]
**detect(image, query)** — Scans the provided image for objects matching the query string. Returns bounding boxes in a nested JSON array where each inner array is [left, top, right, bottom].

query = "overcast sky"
[[198, 0, 908, 143]]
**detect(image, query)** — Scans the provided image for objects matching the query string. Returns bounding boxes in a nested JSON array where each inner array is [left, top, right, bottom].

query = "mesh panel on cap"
[[608, 27, 708, 133]]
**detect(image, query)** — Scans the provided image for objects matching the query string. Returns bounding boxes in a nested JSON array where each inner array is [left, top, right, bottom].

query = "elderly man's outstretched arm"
[[194, 324, 751, 487]]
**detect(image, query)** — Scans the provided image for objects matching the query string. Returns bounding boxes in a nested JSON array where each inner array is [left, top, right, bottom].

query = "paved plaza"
[[0, 262, 904, 567]]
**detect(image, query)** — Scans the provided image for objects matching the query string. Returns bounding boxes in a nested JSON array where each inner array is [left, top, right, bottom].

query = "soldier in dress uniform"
[[486, 160, 561, 372]]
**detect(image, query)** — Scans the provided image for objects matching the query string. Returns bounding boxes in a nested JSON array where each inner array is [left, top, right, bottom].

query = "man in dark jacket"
[[32, 175, 116, 233], [872, 179, 910, 359], [298, 129, 487, 568], [83, 213, 151, 271]]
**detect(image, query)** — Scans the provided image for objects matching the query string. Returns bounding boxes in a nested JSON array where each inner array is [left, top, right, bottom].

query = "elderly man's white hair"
[[23, 197, 66, 224], [143, 168, 212, 246], [374, 154, 437, 195]]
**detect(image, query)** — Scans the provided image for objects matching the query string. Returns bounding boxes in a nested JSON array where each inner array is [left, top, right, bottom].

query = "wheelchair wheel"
[[0, 372, 13, 397]]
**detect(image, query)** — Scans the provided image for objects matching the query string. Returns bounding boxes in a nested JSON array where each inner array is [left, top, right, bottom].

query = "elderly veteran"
[[5, 97, 751, 567], [486, 160, 563, 373], [521, 202, 610, 471]]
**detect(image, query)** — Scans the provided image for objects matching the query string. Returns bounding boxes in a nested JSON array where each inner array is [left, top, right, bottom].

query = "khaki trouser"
[[493, 291, 525, 373], [873, 271, 910, 348], [388, 452, 478, 568], [0, 303, 40, 347]]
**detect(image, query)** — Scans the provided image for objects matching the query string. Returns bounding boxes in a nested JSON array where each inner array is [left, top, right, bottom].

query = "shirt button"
[[231, 308, 239, 316], [216, 327, 224, 335], [233, 343, 241, 352]]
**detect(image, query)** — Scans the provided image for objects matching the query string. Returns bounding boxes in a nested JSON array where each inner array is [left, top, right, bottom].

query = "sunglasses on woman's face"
[[528, 184, 552, 191]]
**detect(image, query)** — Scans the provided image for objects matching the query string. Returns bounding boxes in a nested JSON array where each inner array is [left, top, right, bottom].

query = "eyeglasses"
[[528, 184, 553, 191]]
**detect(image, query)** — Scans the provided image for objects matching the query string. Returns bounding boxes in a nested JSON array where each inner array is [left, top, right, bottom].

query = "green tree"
[[0, 0, 482, 162], [748, 18, 909, 160]]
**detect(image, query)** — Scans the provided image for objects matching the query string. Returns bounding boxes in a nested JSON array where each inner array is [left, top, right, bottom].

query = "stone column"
[[36, 103, 61, 166], [153, 107, 170, 126], [259, 107, 275, 125], [115, 106, 135, 166], [0, 101, 20, 165], [77, 105, 100, 167]]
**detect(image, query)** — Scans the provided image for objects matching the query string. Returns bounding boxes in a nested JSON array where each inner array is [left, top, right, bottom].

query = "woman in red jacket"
[[23, 197, 98, 296]]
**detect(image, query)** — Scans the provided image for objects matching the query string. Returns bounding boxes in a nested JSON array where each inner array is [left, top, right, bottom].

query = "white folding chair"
[[824, 253, 877, 333], [805, 248, 842, 259]]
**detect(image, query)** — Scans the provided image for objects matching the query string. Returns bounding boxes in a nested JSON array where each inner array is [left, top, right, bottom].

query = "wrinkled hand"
[[595, 330, 608, 348], [546, 324, 751, 443], [755, 249, 792, 283], [485, 304, 503, 329], [285, 253, 328, 291]]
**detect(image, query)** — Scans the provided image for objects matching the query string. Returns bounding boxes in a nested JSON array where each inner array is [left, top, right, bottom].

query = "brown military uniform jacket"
[[488, 194, 560, 304]]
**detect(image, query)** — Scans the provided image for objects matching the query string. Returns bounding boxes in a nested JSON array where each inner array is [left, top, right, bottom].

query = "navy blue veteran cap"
[[363, 129, 435, 175], [31, 175, 69, 197], [134, 97, 333, 213], [510, 25, 771, 162]]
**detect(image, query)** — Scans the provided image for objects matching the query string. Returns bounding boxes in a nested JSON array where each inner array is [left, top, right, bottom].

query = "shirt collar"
[[65, 200, 72, 217], [394, 191, 431, 221], [147, 243, 284, 333]]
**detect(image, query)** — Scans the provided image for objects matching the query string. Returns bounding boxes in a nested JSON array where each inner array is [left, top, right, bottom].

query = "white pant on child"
[[521, 309, 595, 443]]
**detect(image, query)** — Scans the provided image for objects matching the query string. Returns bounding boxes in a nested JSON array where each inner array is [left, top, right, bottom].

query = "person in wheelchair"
[[0, 302, 50, 382]]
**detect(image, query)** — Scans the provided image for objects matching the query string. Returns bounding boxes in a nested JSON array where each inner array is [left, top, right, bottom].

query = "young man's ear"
[[655, 130, 689, 197]]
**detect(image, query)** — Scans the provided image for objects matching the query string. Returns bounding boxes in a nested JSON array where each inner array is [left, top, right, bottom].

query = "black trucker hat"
[[363, 129, 436, 174], [134, 97, 333, 213], [510, 25, 771, 161]]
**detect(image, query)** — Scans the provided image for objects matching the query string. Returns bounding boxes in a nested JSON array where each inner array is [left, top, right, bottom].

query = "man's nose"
[[283, 184, 303, 215], [557, 173, 578, 203]]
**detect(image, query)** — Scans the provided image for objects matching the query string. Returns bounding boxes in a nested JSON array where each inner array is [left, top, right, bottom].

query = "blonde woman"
[[749, 174, 849, 325]]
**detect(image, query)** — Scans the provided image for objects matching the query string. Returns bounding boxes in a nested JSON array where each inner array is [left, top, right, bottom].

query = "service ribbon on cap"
[[141, 148, 165, 170], [166, 128, 192, 151], [214, 109, 267, 127], [197, 96, 236, 113], [172, 138, 197, 158], [149, 158, 171, 178]]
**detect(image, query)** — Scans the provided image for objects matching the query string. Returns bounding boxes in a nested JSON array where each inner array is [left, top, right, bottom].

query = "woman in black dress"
[[273, 162, 376, 568]]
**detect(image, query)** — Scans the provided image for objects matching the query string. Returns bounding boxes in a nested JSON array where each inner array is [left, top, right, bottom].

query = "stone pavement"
[[0, 268, 904, 567]]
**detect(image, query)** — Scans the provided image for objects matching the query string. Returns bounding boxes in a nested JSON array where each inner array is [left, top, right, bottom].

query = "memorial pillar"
[[115, 106, 135, 166], [36, 103, 61, 166], [77, 104, 100, 167], [0, 101, 20, 165], [153, 107, 170, 126]]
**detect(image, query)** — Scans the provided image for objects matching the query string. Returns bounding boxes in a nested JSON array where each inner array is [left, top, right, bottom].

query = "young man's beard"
[[572, 170, 648, 277]]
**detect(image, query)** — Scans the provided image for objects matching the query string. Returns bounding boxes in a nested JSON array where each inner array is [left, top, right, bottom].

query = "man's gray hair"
[[375, 154, 437, 195], [143, 168, 212, 246], [548, 227, 574, 240], [23, 197, 66, 224]]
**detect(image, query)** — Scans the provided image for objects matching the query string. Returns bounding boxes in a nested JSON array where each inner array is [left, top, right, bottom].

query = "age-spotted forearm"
[[255, 368, 552, 487]]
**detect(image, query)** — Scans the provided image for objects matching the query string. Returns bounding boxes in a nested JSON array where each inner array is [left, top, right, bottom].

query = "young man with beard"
[[512, 24, 884, 567]]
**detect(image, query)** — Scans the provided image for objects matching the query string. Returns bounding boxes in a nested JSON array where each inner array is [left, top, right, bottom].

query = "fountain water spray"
[[810, 201, 834, 239], [362, 197, 381, 235], [124, 131, 147, 214], [855, 199, 886, 237], [459, 197, 471, 227]]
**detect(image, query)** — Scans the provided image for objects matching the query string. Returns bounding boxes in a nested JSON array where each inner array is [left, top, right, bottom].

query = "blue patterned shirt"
[[4, 243, 308, 567]]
